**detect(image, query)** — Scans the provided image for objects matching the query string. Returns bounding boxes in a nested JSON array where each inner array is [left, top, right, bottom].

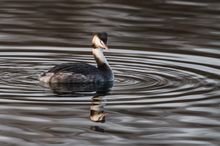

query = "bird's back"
[[48, 63, 99, 75], [40, 63, 101, 83]]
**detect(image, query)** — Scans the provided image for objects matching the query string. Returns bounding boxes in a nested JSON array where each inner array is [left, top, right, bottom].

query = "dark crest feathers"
[[96, 32, 108, 44]]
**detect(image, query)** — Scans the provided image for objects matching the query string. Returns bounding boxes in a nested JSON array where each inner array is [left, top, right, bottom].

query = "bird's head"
[[92, 32, 108, 50]]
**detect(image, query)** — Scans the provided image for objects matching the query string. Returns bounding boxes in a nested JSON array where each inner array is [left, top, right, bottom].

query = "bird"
[[39, 32, 114, 84]]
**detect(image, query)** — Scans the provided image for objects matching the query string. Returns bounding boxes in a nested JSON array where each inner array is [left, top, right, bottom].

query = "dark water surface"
[[0, 0, 220, 146]]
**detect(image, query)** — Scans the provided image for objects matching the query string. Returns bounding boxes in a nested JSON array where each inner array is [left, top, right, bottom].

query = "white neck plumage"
[[92, 48, 110, 70]]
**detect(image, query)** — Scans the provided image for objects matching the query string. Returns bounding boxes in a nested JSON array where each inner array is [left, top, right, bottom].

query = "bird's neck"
[[92, 48, 111, 70]]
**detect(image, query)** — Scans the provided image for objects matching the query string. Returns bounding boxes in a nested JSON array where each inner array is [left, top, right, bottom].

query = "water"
[[0, 0, 220, 146]]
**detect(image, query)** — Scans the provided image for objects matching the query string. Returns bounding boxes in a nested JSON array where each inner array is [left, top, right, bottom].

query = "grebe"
[[39, 32, 114, 83]]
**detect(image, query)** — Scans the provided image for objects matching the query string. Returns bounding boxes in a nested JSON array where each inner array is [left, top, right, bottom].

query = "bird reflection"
[[90, 91, 108, 123], [40, 81, 113, 124]]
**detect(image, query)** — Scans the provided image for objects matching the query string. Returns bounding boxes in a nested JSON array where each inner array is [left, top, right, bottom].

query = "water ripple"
[[0, 47, 218, 108], [0, 0, 220, 145]]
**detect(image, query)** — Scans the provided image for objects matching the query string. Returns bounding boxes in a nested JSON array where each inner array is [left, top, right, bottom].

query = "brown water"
[[0, 0, 220, 146]]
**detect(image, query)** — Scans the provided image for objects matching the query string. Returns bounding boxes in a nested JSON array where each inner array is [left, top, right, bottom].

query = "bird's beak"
[[100, 40, 109, 50]]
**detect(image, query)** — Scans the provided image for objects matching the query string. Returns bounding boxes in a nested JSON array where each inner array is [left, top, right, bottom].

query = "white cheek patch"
[[92, 35, 106, 49]]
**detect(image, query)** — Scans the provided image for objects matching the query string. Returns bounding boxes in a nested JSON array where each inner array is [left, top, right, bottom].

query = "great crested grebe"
[[39, 32, 114, 83]]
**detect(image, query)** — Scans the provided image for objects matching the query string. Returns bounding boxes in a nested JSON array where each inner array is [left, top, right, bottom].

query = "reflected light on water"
[[0, 0, 220, 146]]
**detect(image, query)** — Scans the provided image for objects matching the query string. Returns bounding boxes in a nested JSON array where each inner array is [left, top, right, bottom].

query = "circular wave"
[[0, 47, 219, 108]]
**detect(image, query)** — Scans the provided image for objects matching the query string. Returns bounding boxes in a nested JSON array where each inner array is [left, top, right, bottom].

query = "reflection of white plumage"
[[39, 32, 114, 83], [90, 95, 108, 123]]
